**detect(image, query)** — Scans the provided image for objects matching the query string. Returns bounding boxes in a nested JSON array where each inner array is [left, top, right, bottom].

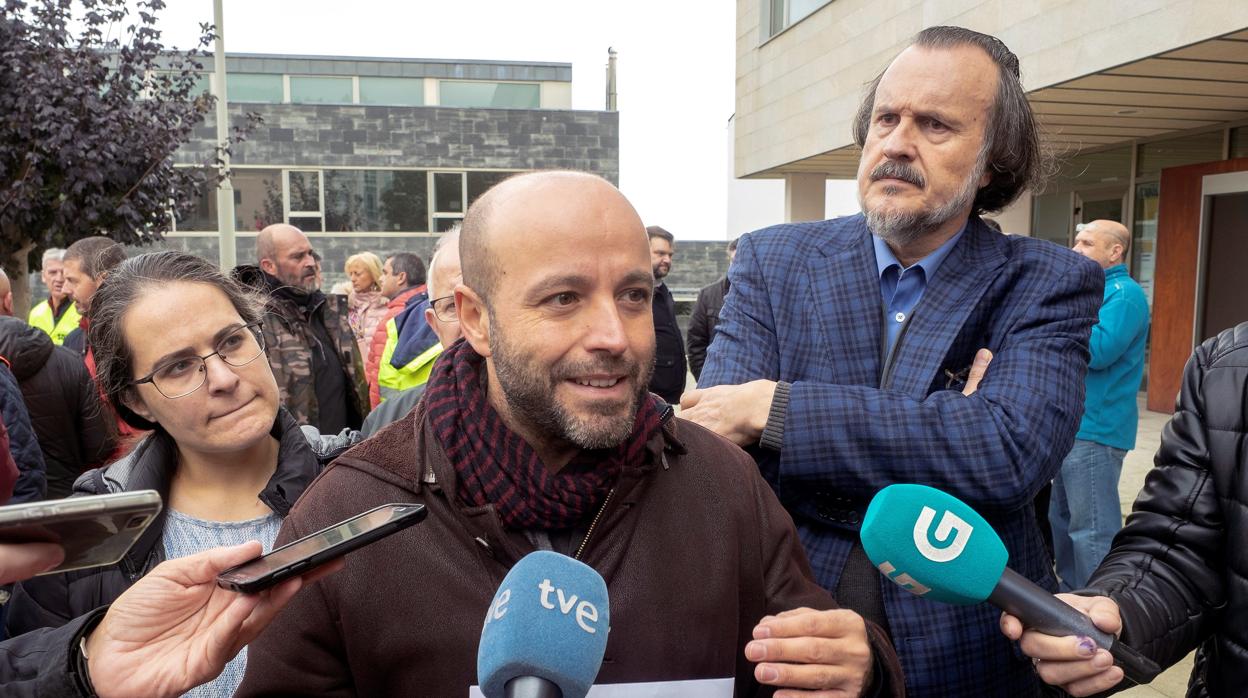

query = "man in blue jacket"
[[1052, 219, 1149, 591], [682, 26, 1103, 696]]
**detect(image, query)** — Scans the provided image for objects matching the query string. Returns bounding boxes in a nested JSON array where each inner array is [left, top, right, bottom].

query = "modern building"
[[159, 53, 619, 287], [734, 0, 1248, 411]]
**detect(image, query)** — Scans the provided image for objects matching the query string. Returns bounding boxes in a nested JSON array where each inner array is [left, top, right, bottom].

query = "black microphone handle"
[[504, 676, 562, 698], [988, 567, 1161, 686]]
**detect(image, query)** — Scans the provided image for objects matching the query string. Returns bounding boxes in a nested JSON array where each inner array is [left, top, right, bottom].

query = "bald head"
[[460, 171, 645, 306], [257, 224, 317, 291], [1073, 219, 1131, 269], [0, 268, 11, 316]]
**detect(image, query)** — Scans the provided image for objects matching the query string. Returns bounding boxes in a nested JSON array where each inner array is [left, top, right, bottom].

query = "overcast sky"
[[151, 0, 748, 240]]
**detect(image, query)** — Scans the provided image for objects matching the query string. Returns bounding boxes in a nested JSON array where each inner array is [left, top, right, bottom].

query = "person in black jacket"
[[5, 251, 358, 698], [1003, 321, 1248, 697], [645, 225, 687, 404], [0, 362, 45, 502], [0, 317, 113, 499], [686, 237, 737, 381]]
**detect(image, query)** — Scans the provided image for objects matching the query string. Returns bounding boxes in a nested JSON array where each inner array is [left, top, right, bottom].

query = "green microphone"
[[860, 484, 1161, 686]]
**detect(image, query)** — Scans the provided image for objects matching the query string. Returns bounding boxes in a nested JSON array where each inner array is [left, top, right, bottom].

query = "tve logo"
[[483, 578, 603, 635], [913, 506, 973, 563]]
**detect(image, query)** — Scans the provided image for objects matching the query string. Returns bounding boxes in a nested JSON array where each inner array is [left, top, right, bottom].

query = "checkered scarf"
[[426, 339, 663, 530]]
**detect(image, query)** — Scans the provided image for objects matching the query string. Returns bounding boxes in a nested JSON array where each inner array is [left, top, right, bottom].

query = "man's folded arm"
[[705, 238, 1101, 515]]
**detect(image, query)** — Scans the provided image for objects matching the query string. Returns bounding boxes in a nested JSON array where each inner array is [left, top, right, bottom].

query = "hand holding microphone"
[[1001, 593, 1128, 697], [859, 484, 1160, 690]]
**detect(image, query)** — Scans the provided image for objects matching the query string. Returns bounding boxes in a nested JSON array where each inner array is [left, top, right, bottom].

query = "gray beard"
[[863, 175, 980, 249]]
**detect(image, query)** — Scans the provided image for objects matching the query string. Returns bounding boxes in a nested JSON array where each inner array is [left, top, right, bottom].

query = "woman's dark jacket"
[[0, 317, 113, 499], [1084, 322, 1248, 698], [4, 408, 352, 637], [0, 361, 44, 502]]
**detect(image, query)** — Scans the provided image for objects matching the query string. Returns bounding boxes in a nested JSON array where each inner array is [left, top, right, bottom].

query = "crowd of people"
[[0, 23, 1241, 698]]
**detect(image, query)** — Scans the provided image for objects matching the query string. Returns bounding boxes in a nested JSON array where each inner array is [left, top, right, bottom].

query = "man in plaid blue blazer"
[[686, 26, 1104, 697]]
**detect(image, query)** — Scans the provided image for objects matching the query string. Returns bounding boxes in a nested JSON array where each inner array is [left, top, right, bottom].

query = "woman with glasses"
[[5, 251, 356, 698]]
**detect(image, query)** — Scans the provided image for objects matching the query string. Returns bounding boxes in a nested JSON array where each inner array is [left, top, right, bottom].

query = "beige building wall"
[[736, 0, 1248, 179]]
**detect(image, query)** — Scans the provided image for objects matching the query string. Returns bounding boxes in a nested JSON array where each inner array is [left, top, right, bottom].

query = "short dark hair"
[[727, 237, 739, 252], [64, 236, 125, 279], [646, 226, 674, 244], [387, 252, 426, 288], [852, 25, 1046, 215], [88, 251, 266, 432]]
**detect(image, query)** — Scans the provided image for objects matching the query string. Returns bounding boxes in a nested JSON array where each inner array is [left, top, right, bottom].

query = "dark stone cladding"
[[177, 104, 619, 185]]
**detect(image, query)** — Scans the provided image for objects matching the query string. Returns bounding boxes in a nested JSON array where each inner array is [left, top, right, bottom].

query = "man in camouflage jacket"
[[236, 225, 369, 432]]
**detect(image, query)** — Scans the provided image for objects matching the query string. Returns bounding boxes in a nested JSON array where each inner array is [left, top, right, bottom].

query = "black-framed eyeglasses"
[[430, 295, 458, 323], [129, 322, 266, 399]]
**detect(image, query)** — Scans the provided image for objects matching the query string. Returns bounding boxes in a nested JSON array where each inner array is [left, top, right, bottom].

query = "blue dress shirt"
[[873, 225, 966, 356]]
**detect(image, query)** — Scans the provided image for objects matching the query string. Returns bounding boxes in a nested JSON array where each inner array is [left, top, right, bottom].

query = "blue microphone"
[[860, 484, 1161, 686], [478, 550, 610, 698]]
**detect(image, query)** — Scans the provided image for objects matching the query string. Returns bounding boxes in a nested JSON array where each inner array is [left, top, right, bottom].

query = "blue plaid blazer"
[[700, 214, 1103, 697]]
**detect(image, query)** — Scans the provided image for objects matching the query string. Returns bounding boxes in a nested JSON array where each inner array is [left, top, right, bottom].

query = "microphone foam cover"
[[477, 550, 610, 698], [860, 484, 1008, 605]]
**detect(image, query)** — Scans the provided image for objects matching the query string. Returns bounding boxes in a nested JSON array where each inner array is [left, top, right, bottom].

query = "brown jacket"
[[237, 402, 903, 697]]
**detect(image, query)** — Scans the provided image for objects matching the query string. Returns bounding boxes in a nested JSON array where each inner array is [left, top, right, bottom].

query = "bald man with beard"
[[237, 171, 903, 698], [243, 224, 368, 433]]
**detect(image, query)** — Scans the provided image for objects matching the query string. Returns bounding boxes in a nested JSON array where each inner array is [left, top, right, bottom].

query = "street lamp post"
[[213, 0, 237, 270]]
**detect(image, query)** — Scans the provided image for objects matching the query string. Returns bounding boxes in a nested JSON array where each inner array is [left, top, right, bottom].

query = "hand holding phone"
[[0, 491, 161, 575], [217, 503, 427, 593]]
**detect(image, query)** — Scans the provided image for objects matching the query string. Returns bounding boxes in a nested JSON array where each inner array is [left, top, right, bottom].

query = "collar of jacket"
[[0, 316, 53, 381], [388, 284, 427, 310], [73, 407, 322, 577], [263, 272, 327, 314], [334, 396, 680, 568]]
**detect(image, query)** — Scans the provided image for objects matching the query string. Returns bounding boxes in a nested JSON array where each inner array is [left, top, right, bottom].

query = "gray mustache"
[[871, 161, 925, 189]]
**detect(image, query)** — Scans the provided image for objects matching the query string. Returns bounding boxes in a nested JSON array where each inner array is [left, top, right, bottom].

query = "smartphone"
[[216, 502, 427, 593], [0, 490, 162, 575]]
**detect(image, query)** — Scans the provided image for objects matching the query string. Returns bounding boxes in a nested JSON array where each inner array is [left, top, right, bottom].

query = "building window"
[[324, 170, 429, 232], [289, 76, 353, 104], [467, 171, 515, 206], [1136, 131, 1225, 178], [1131, 181, 1160, 305], [431, 172, 465, 231], [174, 168, 526, 233], [764, 0, 832, 38], [286, 170, 324, 232], [175, 168, 284, 232], [227, 73, 283, 103], [359, 77, 424, 106], [1231, 126, 1248, 160], [439, 81, 540, 109]]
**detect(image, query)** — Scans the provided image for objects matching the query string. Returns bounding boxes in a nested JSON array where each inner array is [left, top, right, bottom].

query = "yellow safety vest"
[[376, 317, 442, 402], [28, 300, 81, 346]]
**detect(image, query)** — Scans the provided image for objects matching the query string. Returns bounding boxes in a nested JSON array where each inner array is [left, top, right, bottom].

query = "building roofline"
[[220, 52, 571, 70]]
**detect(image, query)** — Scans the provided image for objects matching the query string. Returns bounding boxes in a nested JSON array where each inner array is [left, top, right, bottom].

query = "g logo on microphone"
[[913, 506, 973, 563]]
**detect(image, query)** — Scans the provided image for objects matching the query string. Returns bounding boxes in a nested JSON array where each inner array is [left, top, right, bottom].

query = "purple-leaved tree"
[[0, 0, 254, 316]]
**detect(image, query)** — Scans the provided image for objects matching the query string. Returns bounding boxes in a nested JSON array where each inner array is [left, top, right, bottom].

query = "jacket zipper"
[[574, 488, 614, 561]]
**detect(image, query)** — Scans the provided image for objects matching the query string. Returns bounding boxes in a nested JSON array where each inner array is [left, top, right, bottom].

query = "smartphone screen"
[[0, 491, 162, 574], [217, 503, 426, 593]]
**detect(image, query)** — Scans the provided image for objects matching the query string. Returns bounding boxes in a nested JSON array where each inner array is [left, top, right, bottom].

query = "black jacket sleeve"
[[0, 608, 103, 697], [0, 365, 46, 502], [687, 287, 712, 381], [72, 356, 114, 469], [1083, 339, 1225, 675]]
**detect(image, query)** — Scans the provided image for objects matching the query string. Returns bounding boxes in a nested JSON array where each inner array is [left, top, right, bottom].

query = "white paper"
[[470, 677, 733, 697]]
